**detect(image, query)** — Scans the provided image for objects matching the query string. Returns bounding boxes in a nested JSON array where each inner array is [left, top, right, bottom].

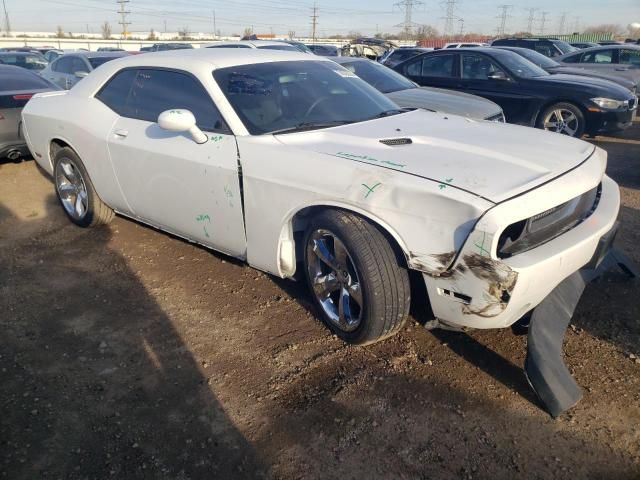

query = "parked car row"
[[19, 48, 624, 415]]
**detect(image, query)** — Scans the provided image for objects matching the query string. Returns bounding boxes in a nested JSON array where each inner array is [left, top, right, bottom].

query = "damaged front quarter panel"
[[460, 253, 518, 318]]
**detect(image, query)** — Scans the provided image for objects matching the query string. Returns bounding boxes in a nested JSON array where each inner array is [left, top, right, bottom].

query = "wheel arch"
[[276, 201, 411, 278], [534, 99, 588, 129], [49, 137, 79, 171]]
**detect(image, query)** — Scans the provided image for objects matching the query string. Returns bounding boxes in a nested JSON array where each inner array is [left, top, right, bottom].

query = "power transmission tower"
[[2, 0, 11, 35], [557, 11, 567, 35], [393, 0, 424, 40], [495, 4, 512, 37], [117, 0, 131, 39], [538, 11, 549, 35], [572, 16, 580, 33], [441, 0, 458, 38], [458, 17, 464, 36], [310, 2, 318, 42], [525, 7, 538, 34]]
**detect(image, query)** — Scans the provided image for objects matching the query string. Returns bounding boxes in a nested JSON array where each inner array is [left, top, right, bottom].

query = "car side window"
[[620, 49, 640, 65], [71, 56, 88, 73], [96, 69, 138, 115], [581, 49, 614, 64], [560, 53, 581, 63], [407, 54, 455, 77], [52, 56, 74, 74], [461, 53, 506, 80], [534, 44, 555, 57], [128, 69, 228, 133]]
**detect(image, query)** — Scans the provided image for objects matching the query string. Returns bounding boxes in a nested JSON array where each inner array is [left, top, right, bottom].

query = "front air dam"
[[525, 234, 638, 417]]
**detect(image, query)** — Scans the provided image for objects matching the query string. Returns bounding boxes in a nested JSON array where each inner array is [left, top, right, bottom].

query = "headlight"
[[486, 112, 506, 123], [590, 97, 626, 110]]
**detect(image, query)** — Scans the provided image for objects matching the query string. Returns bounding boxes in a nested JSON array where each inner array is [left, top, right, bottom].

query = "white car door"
[[97, 68, 247, 258]]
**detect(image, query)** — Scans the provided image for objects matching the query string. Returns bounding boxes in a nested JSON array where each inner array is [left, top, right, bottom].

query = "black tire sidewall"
[[53, 148, 96, 228], [303, 212, 385, 344], [538, 102, 585, 138]]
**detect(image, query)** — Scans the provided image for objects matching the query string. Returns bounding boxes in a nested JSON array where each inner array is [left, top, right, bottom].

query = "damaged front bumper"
[[422, 166, 620, 330]]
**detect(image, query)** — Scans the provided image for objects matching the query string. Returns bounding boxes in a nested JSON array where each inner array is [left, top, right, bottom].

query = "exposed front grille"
[[497, 184, 601, 259], [379, 137, 412, 146]]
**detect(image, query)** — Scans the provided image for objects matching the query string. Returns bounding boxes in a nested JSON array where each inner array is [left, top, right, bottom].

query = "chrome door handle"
[[114, 129, 129, 138]]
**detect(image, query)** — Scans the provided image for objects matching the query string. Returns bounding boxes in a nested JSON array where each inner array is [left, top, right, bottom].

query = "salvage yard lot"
[[1, 121, 640, 479]]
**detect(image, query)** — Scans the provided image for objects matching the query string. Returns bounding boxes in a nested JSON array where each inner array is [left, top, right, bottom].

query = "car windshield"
[[88, 56, 121, 68], [340, 60, 415, 93], [508, 48, 559, 69], [554, 41, 578, 54], [0, 53, 47, 70], [214, 60, 401, 135], [496, 51, 549, 78]]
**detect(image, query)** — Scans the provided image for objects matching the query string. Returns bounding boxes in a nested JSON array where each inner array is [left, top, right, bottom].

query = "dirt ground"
[[1, 121, 640, 480]]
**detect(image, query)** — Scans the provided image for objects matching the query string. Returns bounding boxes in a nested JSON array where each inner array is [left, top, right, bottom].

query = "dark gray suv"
[[491, 37, 578, 58]]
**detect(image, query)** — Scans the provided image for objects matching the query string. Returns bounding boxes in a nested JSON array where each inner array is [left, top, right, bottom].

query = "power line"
[[441, 0, 458, 38], [393, 0, 424, 40], [525, 7, 538, 34], [117, 0, 131, 38], [2, 0, 10, 35], [538, 11, 549, 35], [495, 4, 512, 37], [310, 2, 318, 42], [557, 11, 568, 35]]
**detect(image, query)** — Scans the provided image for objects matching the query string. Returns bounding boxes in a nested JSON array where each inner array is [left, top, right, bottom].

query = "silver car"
[[332, 57, 505, 122], [40, 51, 129, 90], [0, 65, 57, 160], [557, 45, 640, 90]]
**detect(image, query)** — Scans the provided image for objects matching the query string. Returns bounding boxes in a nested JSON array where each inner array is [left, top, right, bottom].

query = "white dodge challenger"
[[22, 49, 620, 346]]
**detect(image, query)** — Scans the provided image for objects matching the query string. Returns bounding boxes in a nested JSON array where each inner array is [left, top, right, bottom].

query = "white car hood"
[[274, 110, 597, 204]]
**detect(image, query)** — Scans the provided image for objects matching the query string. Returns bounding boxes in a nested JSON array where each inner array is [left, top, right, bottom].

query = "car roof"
[[0, 51, 42, 56], [331, 56, 369, 64], [204, 40, 287, 48]]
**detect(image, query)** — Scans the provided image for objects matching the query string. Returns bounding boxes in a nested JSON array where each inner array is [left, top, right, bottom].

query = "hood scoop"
[[379, 137, 412, 146]]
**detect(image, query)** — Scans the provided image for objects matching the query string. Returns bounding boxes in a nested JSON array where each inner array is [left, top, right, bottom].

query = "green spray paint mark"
[[333, 151, 406, 169], [361, 182, 382, 198], [438, 178, 454, 190], [474, 231, 491, 257], [196, 214, 211, 238], [210, 135, 223, 143]]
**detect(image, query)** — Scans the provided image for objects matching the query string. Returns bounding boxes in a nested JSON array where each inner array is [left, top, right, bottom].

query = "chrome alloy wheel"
[[306, 229, 363, 332], [55, 158, 89, 220], [542, 108, 579, 136]]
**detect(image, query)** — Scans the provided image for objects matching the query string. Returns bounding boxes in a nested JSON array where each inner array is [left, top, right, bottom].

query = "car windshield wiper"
[[269, 120, 354, 135], [366, 108, 414, 120]]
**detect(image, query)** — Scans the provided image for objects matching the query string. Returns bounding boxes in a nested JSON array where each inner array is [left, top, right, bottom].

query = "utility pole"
[[495, 4, 512, 37], [310, 2, 318, 42], [163, 19, 167, 33], [393, 0, 424, 41], [2, 0, 11, 35], [538, 11, 549, 35], [441, 0, 458, 38], [525, 7, 538, 34], [117, 0, 131, 39], [212, 10, 217, 39], [557, 11, 567, 36], [458, 17, 464, 37]]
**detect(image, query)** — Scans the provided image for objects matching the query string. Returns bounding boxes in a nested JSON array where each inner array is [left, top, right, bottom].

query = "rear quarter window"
[[95, 69, 137, 115]]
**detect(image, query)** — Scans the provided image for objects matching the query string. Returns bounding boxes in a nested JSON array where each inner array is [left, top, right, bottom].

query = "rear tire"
[[303, 210, 410, 345], [536, 102, 585, 138], [53, 147, 114, 227]]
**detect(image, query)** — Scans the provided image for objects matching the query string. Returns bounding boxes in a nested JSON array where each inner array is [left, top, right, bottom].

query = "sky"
[[3, 0, 640, 37]]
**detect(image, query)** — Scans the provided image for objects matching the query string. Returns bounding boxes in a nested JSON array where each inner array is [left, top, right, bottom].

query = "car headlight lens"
[[590, 97, 626, 110]]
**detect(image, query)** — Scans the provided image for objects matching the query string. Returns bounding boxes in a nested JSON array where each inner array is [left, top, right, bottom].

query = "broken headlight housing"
[[497, 184, 601, 259]]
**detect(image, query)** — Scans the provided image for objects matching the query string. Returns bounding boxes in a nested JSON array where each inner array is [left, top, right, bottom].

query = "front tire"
[[537, 102, 585, 138], [53, 147, 114, 227], [303, 210, 410, 345]]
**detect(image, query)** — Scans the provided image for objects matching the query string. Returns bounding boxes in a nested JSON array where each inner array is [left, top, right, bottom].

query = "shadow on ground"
[[0, 197, 266, 479]]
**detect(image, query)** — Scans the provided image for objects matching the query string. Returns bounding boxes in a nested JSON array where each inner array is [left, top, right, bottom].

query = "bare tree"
[[414, 24, 438, 40], [583, 24, 624, 35], [178, 26, 191, 39], [288, 30, 296, 40], [101, 21, 112, 39], [243, 27, 253, 38], [56, 26, 65, 38], [147, 28, 157, 41]]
